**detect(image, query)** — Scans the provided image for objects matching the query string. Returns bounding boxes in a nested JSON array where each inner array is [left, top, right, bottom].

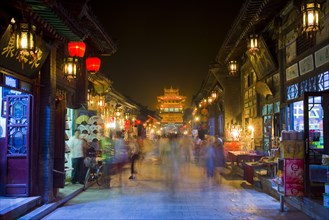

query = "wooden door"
[[4, 95, 32, 196]]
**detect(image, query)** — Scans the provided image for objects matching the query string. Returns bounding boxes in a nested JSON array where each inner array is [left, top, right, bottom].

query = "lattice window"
[[287, 83, 299, 100], [318, 71, 329, 91]]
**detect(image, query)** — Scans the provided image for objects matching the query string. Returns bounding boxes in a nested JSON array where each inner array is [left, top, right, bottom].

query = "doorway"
[[304, 91, 329, 196]]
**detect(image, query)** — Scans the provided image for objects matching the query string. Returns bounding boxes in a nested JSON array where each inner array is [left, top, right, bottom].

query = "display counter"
[[227, 151, 263, 167], [244, 161, 277, 184]]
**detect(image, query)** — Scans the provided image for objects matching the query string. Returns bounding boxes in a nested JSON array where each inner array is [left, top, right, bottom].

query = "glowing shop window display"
[[292, 98, 323, 149]]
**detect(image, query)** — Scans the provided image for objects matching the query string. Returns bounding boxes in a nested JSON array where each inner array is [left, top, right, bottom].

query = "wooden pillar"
[[38, 45, 57, 203]]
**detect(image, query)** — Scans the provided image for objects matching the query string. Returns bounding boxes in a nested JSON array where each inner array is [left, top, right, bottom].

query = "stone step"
[[0, 196, 41, 220]]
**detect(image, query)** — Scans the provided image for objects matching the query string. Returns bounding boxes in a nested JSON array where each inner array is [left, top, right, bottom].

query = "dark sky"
[[89, 0, 245, 110]]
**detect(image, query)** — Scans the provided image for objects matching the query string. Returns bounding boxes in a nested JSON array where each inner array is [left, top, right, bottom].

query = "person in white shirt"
[[67, 129, 87, 184]]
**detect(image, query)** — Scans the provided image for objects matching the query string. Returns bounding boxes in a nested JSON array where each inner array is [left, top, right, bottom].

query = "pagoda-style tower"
[[157, 87, 186, 125]]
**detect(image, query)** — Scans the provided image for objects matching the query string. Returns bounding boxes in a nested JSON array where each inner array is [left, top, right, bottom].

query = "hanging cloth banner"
[[0, 24, 49, 78]]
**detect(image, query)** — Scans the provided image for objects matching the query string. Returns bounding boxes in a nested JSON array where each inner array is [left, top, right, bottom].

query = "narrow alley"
[[42, 140, 311, 220]]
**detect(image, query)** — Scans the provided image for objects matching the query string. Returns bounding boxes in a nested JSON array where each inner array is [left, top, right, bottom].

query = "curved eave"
[[25, 0, 85, 41]]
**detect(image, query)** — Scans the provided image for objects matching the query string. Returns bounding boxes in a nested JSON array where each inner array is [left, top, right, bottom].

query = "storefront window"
[[292, 100, 304, 131], [287, 71, 329, 101], [288, 97, 323, 149], [308, 96, 323, 149]]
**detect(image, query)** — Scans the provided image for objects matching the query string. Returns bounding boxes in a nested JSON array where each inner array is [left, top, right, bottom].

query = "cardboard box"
[[280, 140, 304, 159]]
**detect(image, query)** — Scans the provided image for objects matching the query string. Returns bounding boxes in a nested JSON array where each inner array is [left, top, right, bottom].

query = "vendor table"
[[228, 151, 263, 167], [244, 161, 277, 184]]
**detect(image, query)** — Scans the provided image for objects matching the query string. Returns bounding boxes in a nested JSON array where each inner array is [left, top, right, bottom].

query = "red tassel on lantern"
[[86, 57, 101, 74], [68, 41, 86, 58]]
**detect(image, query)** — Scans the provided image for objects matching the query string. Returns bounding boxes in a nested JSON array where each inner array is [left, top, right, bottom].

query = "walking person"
[[99, 129, 114, 188], [204, 136, 217, 187], [128, 136, 140, 180], [68, 129, 87, 184]]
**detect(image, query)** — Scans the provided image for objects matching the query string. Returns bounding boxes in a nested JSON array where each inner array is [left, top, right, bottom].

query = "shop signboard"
[[246, 37, 276, 80], [0, 25, 49, 78]]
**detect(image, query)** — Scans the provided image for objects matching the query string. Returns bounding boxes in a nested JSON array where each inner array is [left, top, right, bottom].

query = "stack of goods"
[[280, 131, 304, 159], [281, 130, 304, 197]]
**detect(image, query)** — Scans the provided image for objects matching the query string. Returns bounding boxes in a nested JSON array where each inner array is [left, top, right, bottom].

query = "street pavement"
[[42, 141, 313, 220]]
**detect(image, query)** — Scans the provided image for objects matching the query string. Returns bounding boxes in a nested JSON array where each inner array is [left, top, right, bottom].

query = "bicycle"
[[84, 159, 104, 189]]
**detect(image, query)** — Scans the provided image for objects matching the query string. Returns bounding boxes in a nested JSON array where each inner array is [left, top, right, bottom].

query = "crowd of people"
[[67, 128, 226, 190]]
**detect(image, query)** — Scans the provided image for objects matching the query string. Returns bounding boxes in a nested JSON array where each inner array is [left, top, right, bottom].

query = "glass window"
[[274, 101, 280, 113], [318, 71, 329, 91], [262, 105, 267, 116], [287, 83, 299, 100], [268, 104, 273, 114], [292, 100, 304, 131]]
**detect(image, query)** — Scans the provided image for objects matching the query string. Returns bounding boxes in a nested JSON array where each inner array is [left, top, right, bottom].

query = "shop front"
[[0, 73, 35, 196], [284, 67, 329, 197]]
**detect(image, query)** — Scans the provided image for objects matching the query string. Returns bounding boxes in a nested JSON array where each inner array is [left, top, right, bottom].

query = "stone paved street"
[[42, 150, 313, 220]]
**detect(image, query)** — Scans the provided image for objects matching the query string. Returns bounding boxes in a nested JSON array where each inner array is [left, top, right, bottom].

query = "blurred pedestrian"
[[180, 133, 193, 163], [204, 136, 217, 186], [128, 136, 140, 180], [215, 136, 225, 168], [99, 129, 113, 188], [68, 129, 87, 184]]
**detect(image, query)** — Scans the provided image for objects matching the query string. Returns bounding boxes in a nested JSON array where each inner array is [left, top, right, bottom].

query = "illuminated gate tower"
[[157, 87, 186, 133]]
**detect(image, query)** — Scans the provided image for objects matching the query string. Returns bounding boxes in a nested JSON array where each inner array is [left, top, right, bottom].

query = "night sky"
[[89, 0, 245, 110]]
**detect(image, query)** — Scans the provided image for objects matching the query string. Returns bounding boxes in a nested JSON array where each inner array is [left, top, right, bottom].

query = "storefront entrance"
[[0, 87, 32, 196], [303, 91, 329, 196]]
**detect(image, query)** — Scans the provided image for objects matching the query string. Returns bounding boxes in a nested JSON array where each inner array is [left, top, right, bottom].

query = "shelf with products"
[[65, 108, 74, 181]]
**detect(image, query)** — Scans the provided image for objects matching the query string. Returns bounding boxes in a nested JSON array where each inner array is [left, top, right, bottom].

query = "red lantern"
[[68, 41, 86, 58], [86, 57, 101, 74]]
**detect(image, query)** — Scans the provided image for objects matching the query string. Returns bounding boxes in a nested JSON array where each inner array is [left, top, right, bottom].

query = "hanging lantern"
[[68, 41, 86, 58], [15, 22, 36, 52], [63, 57, 78, 79], [86, 57, 101, 74], [248, 34, 259, 54], [301, 0, 321, 33], [228, 60, 238, 76], [211, 91, 217, 99]]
